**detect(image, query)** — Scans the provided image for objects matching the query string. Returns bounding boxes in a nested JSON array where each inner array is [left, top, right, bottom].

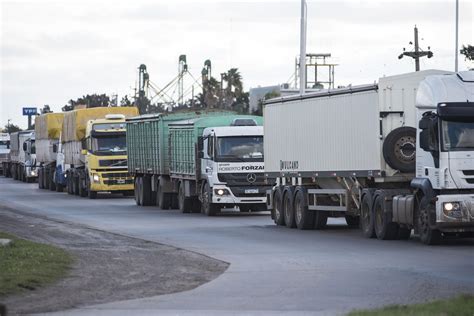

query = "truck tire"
[[38, 168, 44, 189], [383, 127, 416, 173], [345, 215, 359, 228], [88, 189, 97, 199], [156, 182, 170, 209], [373, 191, 399, 240], [202, 183, 220, 216], [418, 197, 441, 245], [272, 187, 285, 226], [191, 197, 201, 213], [313, 210, 328, 230], [283, 187, 296, 228], [44, 168, 50, 189], [134, 177, 141, 206], [49, 169, 56, 191], [178, 184, 193, 213], [141, 176, 153, 206], [73, 174, 80, 196], [294, 187, 315, 230], [361, 192, 376, 238], [78, 176, 87, 197]]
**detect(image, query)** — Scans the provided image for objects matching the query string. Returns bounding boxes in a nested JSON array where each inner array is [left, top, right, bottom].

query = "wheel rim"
[[284, 195, 290, 222], [361, 201, 371, 231], [295, 195, 302, 224], [375, 202, 383, 233]]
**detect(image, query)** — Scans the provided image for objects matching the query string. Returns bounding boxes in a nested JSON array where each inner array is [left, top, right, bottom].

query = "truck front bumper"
[[435, 194, 474, 232], [211, 184, 270, 204], [89, 171, 134, 192]]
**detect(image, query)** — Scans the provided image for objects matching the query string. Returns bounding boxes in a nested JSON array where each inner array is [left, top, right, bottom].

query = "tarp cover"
[[62, 107, 138, 142], [35, 113, 64, 140]]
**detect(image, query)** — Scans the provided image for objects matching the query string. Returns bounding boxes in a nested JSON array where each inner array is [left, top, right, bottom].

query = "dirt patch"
[[0, 207, 229, 315]]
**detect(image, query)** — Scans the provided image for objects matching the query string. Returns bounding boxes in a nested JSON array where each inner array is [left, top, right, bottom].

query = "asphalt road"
[[1, 177, 473, 316]]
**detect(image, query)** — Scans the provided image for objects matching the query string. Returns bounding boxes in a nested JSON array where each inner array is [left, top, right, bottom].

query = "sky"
[[1, 0, 472, 129]]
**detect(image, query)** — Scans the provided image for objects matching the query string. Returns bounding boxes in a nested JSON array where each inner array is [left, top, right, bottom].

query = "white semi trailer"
[[264, 70, 474, 245]]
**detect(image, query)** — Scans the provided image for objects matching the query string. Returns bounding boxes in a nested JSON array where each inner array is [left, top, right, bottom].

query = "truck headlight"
[[443, 202, 463, 218], [92, 174, 100, 183], [214, 189, 230, 196], [31, 169, 37, 176]]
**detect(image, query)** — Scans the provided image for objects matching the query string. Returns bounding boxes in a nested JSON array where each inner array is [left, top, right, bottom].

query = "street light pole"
[[7, 119, 11, 134]]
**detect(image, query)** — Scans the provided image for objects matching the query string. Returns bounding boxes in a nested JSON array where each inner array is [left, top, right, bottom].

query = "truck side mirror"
[[419, 130, 432, 151], [53, 144, 58, 153], [198, 151, 204, 158], [23, 143, 27, 151], [81, 139, 87, 150]]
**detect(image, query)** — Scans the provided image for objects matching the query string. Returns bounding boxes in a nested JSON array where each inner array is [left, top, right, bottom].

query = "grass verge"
[[0, 231, 73, 297], [348, 294, 474, 316]]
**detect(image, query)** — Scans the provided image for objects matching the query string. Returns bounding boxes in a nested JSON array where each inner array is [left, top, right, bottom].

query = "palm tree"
[[222, 68, 243, 109]]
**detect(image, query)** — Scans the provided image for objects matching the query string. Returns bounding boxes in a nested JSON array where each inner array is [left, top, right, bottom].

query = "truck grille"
[[103, 179, 133, 185], [463, 170, 474, 176], [218, 173, 266, 186], [230, 186, 270, 197], [102, 172, 130, 178], [99, 159, 127, 167]]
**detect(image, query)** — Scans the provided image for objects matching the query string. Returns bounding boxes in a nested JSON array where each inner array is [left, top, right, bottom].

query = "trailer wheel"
[[345, 215, 359, 228], [272, 187, 285, 226], [383, 127, 416, 173], [373, 191, 399, 240], [283, 187, 296, 228], [294, 187, 314, 230], [134, 176, 142, 206], [178, 183, 193, 213], [156, 182, 171, 209], [73, 174, 80, 196], [140, 176, 153, 206], [313, 210, 328, 230], [361, 192, 376, 238], [418, 197, 441, 245], [78, 175, 87, 197]]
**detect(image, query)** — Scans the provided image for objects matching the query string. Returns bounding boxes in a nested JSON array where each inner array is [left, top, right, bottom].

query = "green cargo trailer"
[[169, 115, 264, 178]]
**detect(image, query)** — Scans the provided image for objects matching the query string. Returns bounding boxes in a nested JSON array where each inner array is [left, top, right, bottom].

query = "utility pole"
[[398, 25, 433, 71], [455, 0, 459, 72], [299, 0, 307, 94]]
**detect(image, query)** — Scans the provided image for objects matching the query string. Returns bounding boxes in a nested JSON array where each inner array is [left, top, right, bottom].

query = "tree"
[[460, 44, 473, 61], [120, 95, 132, 107], [2, 123, 22, 133], [62, 94, 111, 111], [222, 68, 243, 109], [254, 90, 280, 116]]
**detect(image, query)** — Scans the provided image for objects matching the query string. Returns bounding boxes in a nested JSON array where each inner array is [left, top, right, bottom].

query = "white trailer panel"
[[36, 139, 59, 163]]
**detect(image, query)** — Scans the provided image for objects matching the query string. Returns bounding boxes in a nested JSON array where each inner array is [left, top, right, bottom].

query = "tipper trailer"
[[59, 106, 139, 198], [9, 131, 37, 182], [264, 70, 474, 244], [127, 111, 269, 215], [35, 112, 65, 191]]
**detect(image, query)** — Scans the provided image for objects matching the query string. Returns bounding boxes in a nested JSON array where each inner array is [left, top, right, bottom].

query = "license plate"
[[116, 179, 125, 184], [245, 188, 259, 194]]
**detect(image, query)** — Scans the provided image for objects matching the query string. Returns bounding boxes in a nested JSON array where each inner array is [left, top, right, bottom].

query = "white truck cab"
[[201, 125, 267, 210]]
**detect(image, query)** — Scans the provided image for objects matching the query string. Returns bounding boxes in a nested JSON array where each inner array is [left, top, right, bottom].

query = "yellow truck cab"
[[82, 114, 134, 197]]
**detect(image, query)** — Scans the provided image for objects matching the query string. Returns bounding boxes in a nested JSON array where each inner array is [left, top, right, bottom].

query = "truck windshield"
[[441, 120, 474, 151], [216, 136, 263, 162], [92, 135, 126, 155]]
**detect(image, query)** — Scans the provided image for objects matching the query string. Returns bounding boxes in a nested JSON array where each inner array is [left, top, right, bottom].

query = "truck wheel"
[[383, 127, 416, 173], [345, 215, 359, 228], [314, 211, 328, 230], [88, 191, 97, 199], [294, 187, 315, 230], [141, 176, 153, 206], [418, 198, 441, 245], [73, 174, 80, 196], [283, 187, 296, 228], [78, 176, 87, 197], [135, 177, 142, 206], [272, 187, 285, 226], [49, 169, 56, 191], [178, 184, 193, 213], [38, 168, 44, 189], [360, 192, 376, 238], [44, 168, 50, 189], [156, 182, 170, 209], [202, 183, 219, 216], [373, 192, 399, 240]]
